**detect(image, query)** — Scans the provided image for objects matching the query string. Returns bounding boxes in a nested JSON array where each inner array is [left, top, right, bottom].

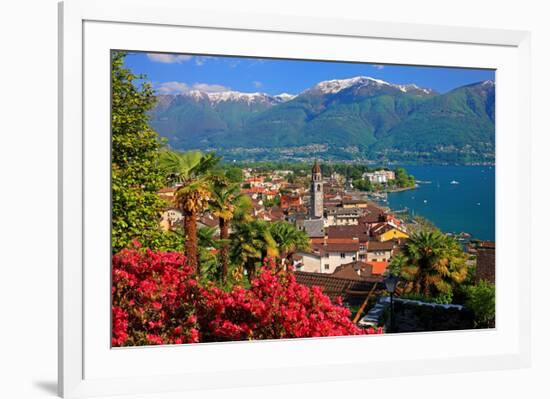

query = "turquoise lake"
[[386, 165, 495, 241]]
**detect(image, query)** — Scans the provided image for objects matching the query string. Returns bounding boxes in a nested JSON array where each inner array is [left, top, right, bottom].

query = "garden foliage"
[[112, 247, 380, 346]]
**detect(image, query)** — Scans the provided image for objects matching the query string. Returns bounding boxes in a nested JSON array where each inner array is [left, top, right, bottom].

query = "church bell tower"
[[310, 160, 324, 218]]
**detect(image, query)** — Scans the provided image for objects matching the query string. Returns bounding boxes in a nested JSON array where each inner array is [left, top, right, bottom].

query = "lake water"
[[386, 165, 495, 241]]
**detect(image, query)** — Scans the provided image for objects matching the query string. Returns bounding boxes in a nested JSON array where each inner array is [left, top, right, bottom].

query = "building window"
[[340, 253, 346, 258], [324, 264, 330, 270]]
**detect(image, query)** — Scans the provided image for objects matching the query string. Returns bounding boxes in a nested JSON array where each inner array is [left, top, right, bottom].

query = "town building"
[[474, 241, 495, 284], [342, 198, 369, 209], [370, 223, 409, 242], [310, 160, 324, 218], [296, 218, 325, 238], [366, 240, 394, 262], [280, 193, 303, 211], [363, 170, 396, 184], [299, 240, 359, 274], [332, 261, 374, 280], [325, 207, 363, 226], [160, 208, 184, 231], [158, 186, 178, 204]]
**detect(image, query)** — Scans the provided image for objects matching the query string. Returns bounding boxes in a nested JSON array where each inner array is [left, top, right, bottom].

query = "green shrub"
[[465, 280, 495, 328]]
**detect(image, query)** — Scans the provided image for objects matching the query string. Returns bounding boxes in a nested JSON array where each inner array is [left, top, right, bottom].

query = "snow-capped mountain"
[[183, 89, 295, 106], [307, 76, 435, 96], [273, 93, 297, 102], [150, 78, 494, 164]]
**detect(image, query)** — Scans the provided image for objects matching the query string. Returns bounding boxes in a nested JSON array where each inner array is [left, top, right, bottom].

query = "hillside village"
[[110, 52, 497, 345], [159, 160, 410, 284]]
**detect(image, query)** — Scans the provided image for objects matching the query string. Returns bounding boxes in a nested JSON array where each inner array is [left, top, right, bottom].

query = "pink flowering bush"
[[112, 249, 381, 347], [197, 258, 368, 341], [112, 245, 200, 346]]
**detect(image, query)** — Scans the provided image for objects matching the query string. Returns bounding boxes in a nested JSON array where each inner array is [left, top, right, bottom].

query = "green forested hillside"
[[149, 78, 495, 164]]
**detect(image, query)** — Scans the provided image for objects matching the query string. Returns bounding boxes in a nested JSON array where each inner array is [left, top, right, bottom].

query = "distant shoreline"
[[382, 185, 418, 193]]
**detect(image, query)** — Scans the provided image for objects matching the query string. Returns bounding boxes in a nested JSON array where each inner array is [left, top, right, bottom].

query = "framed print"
[[59, 0, 531, 397]]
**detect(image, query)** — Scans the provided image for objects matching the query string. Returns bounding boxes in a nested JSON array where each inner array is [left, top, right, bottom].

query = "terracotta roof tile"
[[313, 242, 360, 253], [366, 261, 389, 275], [332, 261, 374, 280], [327, 225, 370, 241], [367, 241, 395, 251], [294, 271, 381, 300]]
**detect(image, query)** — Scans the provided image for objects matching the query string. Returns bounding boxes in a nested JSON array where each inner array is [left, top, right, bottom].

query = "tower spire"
[[310, 160, 323, 218]]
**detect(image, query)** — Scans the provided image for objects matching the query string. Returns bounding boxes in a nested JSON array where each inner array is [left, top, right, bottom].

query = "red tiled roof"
[[366, 261, 388, 275], [327, 225, 369, 241], [367, 241, 395, 251], [313, 242, 359, 253], [268, 206, 285, 220], [294, 271, 381, 300], [323, 238, 359, 244], [312, 160, 321, 174], [242, 187, 266, 194], [245, 177, 264, 183], [332, 261, 374, 280]]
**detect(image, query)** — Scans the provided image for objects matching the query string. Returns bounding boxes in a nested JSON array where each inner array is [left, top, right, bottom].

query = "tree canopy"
[[111, 51, 182, 253]]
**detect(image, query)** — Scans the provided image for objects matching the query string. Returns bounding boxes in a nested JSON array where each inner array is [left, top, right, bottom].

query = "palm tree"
[[196, 226, 222, 281], [159, 150, 220, 185], [230, 220, 278, 281], [398, 230, 468, 298], [208, 177, 241, 282], [232, 194, 253, 223], [174, 180, 211, 273], [268, 221, 310, 269], [159, 150, 220, 273]]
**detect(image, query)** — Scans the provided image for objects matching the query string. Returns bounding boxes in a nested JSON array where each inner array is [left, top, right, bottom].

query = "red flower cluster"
[[197, 258, 368, 341], [112, 249, 381, 347], [112, 247, 199, 346]]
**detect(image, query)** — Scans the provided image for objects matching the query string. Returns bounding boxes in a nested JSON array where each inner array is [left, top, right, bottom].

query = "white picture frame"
[[59, 0, 531, 397]]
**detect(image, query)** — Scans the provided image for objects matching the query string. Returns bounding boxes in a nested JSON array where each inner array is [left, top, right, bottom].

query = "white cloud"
[[252, 81, 263, 88], [194, 56, 212, 66], [192, 56, 221, 66], [156, 81, 229, 95], [191, 83, 229, 92], [226, 59, 241, 68], [372, 64, 385, 70], [156, 81, 190, 94], [146, 53, 193, 64]]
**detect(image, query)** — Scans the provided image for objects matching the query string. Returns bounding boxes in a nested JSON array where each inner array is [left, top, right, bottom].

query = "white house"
[[325, 207, 363, 226], [160, 208, 184, 231], [298, 241, 360, 274], [363, 170, 395, 184]]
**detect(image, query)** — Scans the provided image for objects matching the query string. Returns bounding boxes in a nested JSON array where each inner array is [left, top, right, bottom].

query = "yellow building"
[[378, 228, 409, 242], [370, 222, 409, 242]]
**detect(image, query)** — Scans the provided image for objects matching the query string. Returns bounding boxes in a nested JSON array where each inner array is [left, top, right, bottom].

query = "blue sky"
[[122, 51, 495, 96]]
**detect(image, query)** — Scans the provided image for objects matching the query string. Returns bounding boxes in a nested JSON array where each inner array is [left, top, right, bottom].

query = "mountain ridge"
[[149, 77, 495, 164]]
